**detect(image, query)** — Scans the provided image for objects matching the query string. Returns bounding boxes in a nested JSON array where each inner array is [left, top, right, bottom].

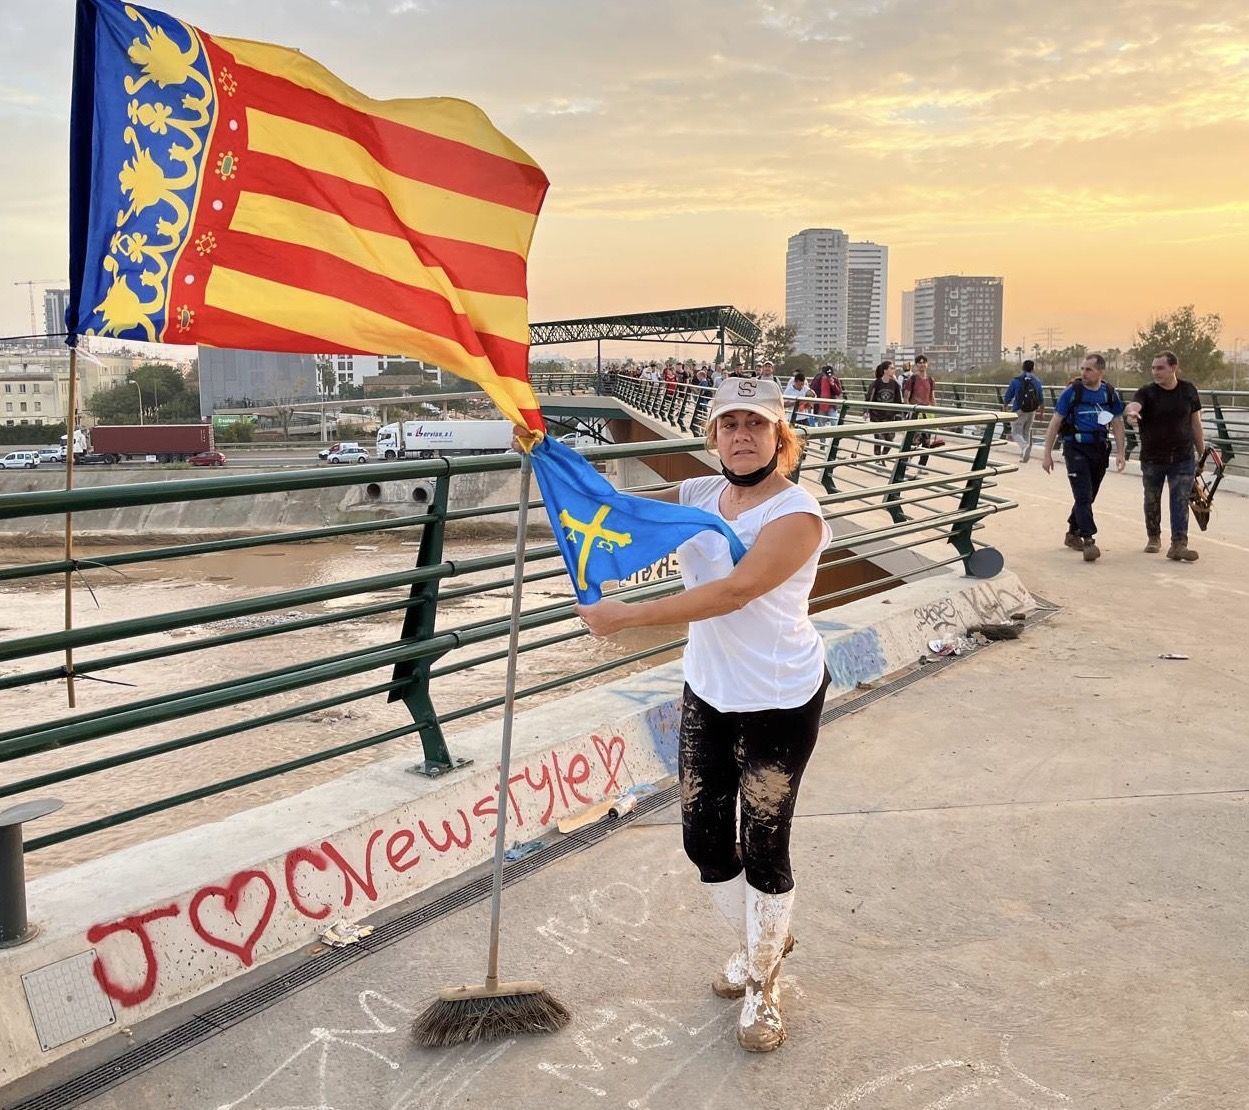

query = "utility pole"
[[12, 280, 63, 338], [1038, 324, 1063, 351]]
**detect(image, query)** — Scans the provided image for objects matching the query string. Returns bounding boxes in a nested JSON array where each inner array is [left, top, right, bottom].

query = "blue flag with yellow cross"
[[529, 436, 747, 604]]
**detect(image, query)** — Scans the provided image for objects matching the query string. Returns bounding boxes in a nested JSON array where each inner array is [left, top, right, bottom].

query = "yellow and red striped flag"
[[67, 0, 549, 433]]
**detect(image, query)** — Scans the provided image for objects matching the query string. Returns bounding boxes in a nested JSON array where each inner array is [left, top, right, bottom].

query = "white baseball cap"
[[708, 377, 785, 422]]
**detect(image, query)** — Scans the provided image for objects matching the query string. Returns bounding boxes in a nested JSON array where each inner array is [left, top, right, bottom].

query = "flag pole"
[[412, 444, 569, 1046], [63, 345, 79, 709]]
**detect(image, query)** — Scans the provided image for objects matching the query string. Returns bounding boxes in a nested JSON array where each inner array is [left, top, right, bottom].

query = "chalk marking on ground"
[[623, 1010, 738, 1110], [1000, 1033, 1070, 1102]]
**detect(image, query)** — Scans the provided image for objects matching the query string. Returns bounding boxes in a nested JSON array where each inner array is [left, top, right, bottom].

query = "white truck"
[[375, 420, 514, 460]]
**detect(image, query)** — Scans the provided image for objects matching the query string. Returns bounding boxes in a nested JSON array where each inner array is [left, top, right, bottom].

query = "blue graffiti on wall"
[[825, 628, 887, 689], [643, 698, 682, 775]]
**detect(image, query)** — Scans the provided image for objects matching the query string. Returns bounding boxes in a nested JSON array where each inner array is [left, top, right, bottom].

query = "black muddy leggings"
[[678, 671, 830, 895]]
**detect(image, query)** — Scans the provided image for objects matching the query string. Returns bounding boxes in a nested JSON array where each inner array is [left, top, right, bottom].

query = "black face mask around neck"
[[722, 451, 779, 486]]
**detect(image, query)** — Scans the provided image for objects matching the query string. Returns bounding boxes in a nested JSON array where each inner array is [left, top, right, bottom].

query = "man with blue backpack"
[[1041, 353, 1127, 562], [1003, 359, 1044, 461]]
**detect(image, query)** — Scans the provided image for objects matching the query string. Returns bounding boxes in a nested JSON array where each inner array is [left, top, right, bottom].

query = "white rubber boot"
[[737, 885, 794, 1052], [707, 874, 797, 999], [706, 874, 748, 998]]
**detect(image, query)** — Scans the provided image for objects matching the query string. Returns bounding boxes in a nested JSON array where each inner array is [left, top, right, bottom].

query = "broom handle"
[[485, 449, 533, 988]]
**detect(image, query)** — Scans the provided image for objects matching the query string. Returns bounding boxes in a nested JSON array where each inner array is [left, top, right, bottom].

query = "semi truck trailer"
[[374, 420, 513, 460]]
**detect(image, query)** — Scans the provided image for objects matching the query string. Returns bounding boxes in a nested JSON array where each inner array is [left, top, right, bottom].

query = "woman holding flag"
[[574, 377, 832, 1053]]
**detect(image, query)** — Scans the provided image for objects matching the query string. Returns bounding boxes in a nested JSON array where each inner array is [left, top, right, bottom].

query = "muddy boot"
[[1167, 539, 1199, 562], [1082, 537, 1101, 562], [737, 886, 794, 1052], [1144, 535, 1162, 553], [1064, 531, 1083, 551], [708, 874, 796, 999], [706, 874, 747, 998]]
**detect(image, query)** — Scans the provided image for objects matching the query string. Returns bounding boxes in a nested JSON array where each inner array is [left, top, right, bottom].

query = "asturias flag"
[[67, 0, 549, 433], [529, 437, 747, 604]]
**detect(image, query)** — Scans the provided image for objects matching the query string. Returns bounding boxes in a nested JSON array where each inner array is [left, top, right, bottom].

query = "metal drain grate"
[[10, 598, 1060, 1109]]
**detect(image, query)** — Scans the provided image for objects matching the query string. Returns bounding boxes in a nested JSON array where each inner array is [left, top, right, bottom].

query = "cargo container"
[[77, 424, 214, 464]]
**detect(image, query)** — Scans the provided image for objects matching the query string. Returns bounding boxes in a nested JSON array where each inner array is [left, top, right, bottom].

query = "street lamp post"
[[129, 380, 143, 425]]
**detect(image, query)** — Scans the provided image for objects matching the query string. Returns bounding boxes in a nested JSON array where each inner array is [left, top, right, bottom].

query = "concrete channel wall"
[[0, 569, 1034, 1089], [0, 467, 526, 540]]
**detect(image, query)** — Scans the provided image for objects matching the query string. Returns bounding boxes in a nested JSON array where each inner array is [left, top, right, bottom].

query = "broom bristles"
[[412, 985, 570, 1048]]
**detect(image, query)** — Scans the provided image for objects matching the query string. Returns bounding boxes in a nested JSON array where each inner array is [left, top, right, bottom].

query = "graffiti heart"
[[85, 735, 636, 1009]]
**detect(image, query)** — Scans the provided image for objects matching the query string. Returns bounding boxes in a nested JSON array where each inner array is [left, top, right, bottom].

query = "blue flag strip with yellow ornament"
[[529, 436, 747, 605]]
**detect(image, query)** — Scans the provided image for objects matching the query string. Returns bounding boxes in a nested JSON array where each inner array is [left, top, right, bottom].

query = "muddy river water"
[[0, 537, 682, 878]]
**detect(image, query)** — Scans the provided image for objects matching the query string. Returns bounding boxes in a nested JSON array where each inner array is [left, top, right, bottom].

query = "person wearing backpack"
[[1004, 359, 1044, 462], [1041, 353, 1127, 561], [866, 361, 903, 457]]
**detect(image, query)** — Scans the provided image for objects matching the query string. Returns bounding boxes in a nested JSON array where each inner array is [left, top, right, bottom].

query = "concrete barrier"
[[0, 568, 1034, 1089]]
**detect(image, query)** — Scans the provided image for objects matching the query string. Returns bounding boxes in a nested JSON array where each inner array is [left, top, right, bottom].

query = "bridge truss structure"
[[529, 305, 761, 366]]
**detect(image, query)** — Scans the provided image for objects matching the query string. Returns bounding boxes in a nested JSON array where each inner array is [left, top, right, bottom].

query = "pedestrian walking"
[[810, 365, 841, 422], [1004, 359, 1044, 462], [783, 373, 816, 426], [1041, 353, 1126, 562], [902, 354, 937, 467], [576, 377, 832, 1053], [1124, 351, 1206, 561], [865, 360, 902, 458]]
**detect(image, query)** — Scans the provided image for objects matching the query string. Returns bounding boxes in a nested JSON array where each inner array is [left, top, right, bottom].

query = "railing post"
[[676, 387, 692, 431], [821, 429, 841, 493], [0, 799, 62, 947], [994, 386, 1010, 440], [947, 419, 997, 569], [884, 428, 914, 523], [389, 471, 470, 777], [1210, 393, 1235, 467]]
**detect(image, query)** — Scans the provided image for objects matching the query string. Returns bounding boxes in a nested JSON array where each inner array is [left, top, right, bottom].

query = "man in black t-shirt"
[[1124, 350, 1205, 561]]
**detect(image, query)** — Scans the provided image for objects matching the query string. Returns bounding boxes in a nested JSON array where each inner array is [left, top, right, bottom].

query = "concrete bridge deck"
[[7, 450, 1247, 1110]]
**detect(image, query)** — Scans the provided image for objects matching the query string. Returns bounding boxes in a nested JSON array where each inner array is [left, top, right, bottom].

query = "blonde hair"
[[705, 417, 804, 477]]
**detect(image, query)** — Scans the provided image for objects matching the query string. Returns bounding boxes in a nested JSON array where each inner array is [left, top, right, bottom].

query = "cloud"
[[0, 0, 1246, 346]]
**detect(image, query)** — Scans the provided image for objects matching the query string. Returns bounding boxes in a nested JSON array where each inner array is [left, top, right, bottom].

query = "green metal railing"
[[0, 388, 1015, 865], [830, 377, 1248, 470]]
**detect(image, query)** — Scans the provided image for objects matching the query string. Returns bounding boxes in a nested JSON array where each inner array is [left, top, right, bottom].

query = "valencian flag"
[[67, 0, 548, 433], [529, 437, 747, 604]]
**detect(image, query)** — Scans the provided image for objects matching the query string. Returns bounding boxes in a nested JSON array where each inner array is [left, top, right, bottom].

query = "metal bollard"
[[0, 799, 63, 948]]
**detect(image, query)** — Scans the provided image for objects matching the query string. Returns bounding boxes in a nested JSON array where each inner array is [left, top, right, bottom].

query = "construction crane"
[[13, 279, 64, 337]]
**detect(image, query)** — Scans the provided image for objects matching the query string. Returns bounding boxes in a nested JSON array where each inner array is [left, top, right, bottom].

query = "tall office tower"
[[197, 347, 319, 418], [909, 275, 1004, 370], [42, 288, 71, 347], [785, 229, 849, 359], [846, 242, 888, 369], [900, 289, 915, 347]]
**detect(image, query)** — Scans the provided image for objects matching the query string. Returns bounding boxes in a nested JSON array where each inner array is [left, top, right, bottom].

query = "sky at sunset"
[[2, 0, 1247, 360]]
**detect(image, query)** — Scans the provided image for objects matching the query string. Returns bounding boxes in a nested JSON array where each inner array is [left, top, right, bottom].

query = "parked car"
[[326, 446, 370, 464], [1, 451, 41, 469], [188, 450, 227, 467], [38, 447, 65, 463], [318, 440, 361, 461]]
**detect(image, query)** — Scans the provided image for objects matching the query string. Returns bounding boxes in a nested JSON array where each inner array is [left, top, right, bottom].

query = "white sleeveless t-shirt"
[[677, 476, 831, 712]]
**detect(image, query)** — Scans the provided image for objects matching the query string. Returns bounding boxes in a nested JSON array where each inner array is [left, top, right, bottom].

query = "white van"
[[1, 451, 41, 469]]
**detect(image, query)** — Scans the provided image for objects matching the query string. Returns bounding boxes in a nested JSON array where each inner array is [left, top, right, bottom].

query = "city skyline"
[[1, 1, 1246, 358]]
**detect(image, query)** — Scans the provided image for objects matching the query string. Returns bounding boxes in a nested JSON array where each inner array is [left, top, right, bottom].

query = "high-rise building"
[[900, 290, 915, 347], [197, 347, 319, 417], [785, 228, 849, 360], [786, 230, 888, 368], [42, 288, 71, 347], [909, 275, 1003, 371], [846, 242, 887, 369]]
